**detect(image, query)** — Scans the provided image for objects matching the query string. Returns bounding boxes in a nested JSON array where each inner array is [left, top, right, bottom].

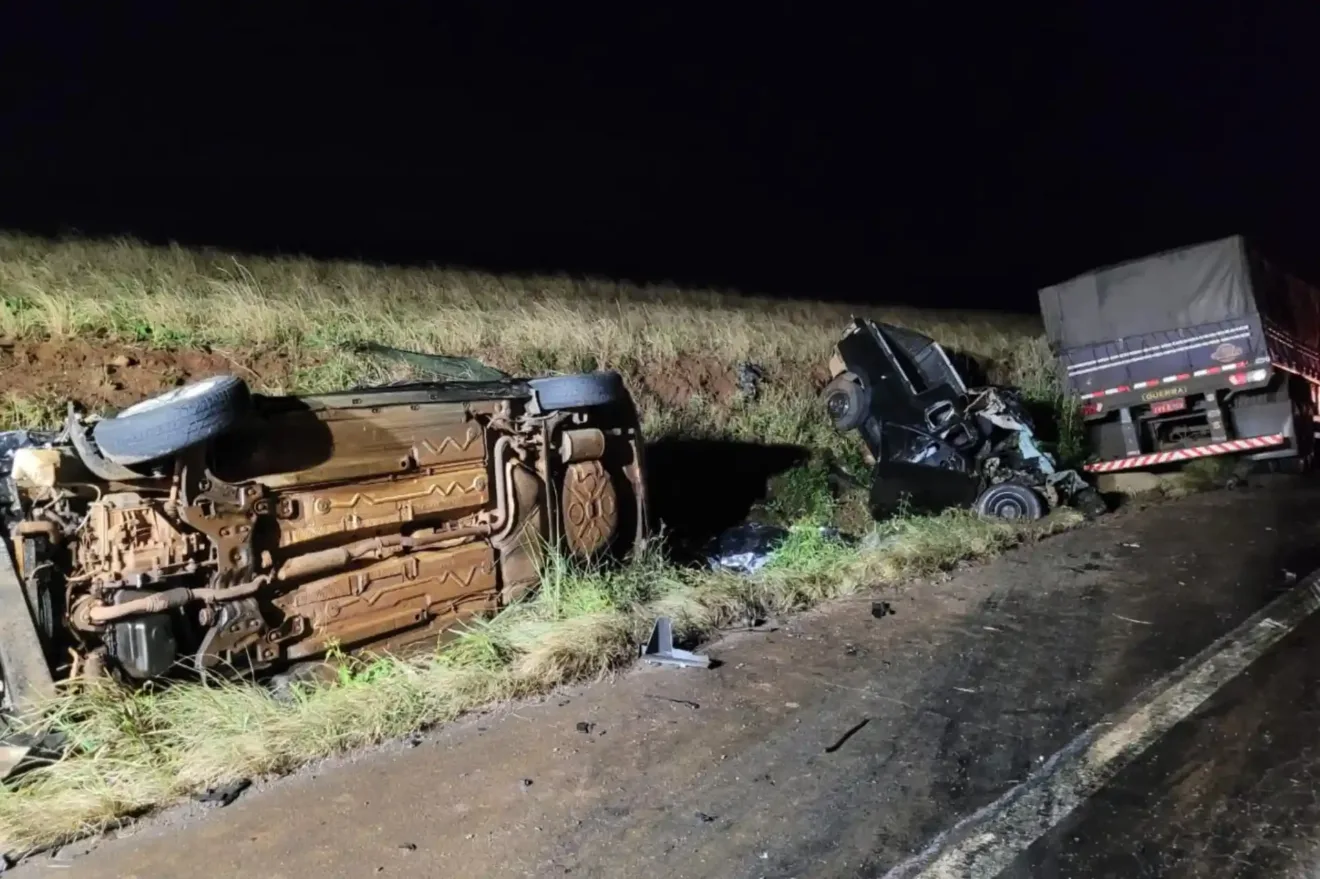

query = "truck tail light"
[[1228, 368, 1270, 386], [1080, 400, 1103, 416]]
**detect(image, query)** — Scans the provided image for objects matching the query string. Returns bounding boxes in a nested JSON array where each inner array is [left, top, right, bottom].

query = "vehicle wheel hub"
[[562, 460, 619, 557]]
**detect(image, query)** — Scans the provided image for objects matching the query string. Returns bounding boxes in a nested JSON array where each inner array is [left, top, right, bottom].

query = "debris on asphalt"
[[843, 643, 858, 656], [1112, 613, 1153, 626], [1284, 569, 1298, 584], [1120, 542, 1142, 549], [824, 718, 871, 754], [644, 694, 700, 710], [705, 523, 788, 574], [193, 778, 251, 807], [640, 617, 711, 669], [397, 842, 417, 852], [695, 811, 717, 824], [871, 600, 894, 619], [575, 721, 594, 734], [521, 778, 534, 788]]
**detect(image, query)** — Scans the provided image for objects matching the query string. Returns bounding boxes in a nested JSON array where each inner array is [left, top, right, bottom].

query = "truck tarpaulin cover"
[[1037, 237, 1275, 397]]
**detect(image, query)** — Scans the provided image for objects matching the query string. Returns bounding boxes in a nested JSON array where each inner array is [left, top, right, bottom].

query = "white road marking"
[[883, 572, 1320, 879]]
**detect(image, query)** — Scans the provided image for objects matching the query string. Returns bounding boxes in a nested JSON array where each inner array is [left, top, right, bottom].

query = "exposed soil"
[[0, 338, 306, 415], [1, 339, 776, 418], [636, 355, 741, 406]]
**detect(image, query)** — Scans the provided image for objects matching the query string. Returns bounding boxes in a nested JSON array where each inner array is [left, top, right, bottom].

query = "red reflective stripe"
[[1083, 435, 1286, 472]]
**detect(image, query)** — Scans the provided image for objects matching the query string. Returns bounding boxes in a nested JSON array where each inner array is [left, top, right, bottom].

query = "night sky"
[[3, 4, 1319, 311]]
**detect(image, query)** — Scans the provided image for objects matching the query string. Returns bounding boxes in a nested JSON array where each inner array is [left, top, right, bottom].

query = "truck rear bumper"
[[1083, 433, 1288, 472]]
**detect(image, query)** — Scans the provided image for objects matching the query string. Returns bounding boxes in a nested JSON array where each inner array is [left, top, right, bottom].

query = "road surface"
[[19, 477, 1320, 878]]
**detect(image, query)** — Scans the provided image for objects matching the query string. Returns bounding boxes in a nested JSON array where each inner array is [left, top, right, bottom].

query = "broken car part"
[[640, 617, 711, 669]]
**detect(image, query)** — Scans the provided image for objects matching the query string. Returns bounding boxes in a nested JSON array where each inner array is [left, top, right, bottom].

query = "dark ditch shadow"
[[644, 439, 808, 560]]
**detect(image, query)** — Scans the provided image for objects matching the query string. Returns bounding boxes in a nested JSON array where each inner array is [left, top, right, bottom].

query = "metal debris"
[[640, 617, 711, 669]]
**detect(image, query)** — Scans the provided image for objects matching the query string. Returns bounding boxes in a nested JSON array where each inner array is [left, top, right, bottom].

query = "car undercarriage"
[[1, 370, 648, 708]]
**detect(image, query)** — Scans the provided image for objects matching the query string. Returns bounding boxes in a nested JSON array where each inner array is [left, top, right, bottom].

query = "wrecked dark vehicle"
[[0, 365, 648, 710], [821, 318, 1104, 521]]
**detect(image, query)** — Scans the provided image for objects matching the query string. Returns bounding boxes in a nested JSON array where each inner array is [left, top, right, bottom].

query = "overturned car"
[[0, 367, 647, 709], [822, 318, 1104, 521]]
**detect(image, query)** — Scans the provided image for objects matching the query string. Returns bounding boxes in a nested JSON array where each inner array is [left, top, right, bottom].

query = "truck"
[[1038, 235, 1320, 475]]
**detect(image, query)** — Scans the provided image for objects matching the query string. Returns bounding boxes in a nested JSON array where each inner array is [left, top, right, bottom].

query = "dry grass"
[[0, 233, 1056, 446], [0, 509, 1081, 851], [0, 233, 1046, 386], [0, 394, 63, 433]]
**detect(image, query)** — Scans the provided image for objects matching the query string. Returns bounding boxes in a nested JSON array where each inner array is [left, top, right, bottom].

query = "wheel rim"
[[983, 487, 1030, 519], [826, 391, 851, 421]]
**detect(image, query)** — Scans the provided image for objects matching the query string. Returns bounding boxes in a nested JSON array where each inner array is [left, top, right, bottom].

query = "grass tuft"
[[0, 393, 64, 432]]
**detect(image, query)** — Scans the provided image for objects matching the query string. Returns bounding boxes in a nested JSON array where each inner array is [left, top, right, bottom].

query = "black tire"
[[973, 482, 1044, 521], [1070, 486, 1109, 519], [529, 372, 628, 410], [822, 376, 870, 431], [93, 374, 250, 465]]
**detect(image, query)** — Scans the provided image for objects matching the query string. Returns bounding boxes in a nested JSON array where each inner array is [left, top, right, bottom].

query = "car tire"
[[822, 376, 869, 431], [529, 372, 628, 410], [973, 482, 1044, 521], [93, 374, 251, 465], [1071, 486, 1109, 519]]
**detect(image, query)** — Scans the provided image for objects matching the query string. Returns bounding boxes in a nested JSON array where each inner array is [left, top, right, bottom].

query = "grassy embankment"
[[0, 234, 1081, 850]]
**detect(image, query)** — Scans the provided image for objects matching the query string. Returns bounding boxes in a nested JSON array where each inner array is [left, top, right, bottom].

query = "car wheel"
[[93, 374, 251, 465], [973, 482, 1044, 520], [822, 376, 869, 431], [529, 372, 628, 410]]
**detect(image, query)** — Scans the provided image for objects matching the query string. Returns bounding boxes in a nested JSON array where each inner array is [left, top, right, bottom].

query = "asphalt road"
[[20, 477, 1320, 879]]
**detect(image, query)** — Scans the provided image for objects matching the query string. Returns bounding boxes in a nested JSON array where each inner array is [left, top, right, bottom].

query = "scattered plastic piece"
[[705, 522, 788, 574]]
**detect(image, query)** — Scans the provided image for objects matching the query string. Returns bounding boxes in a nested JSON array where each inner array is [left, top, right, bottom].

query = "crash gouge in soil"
[[0, 367, 648, 711]]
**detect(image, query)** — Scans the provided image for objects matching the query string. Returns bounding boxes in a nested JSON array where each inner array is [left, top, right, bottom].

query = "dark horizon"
[[3, 4, 1319, 311]]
